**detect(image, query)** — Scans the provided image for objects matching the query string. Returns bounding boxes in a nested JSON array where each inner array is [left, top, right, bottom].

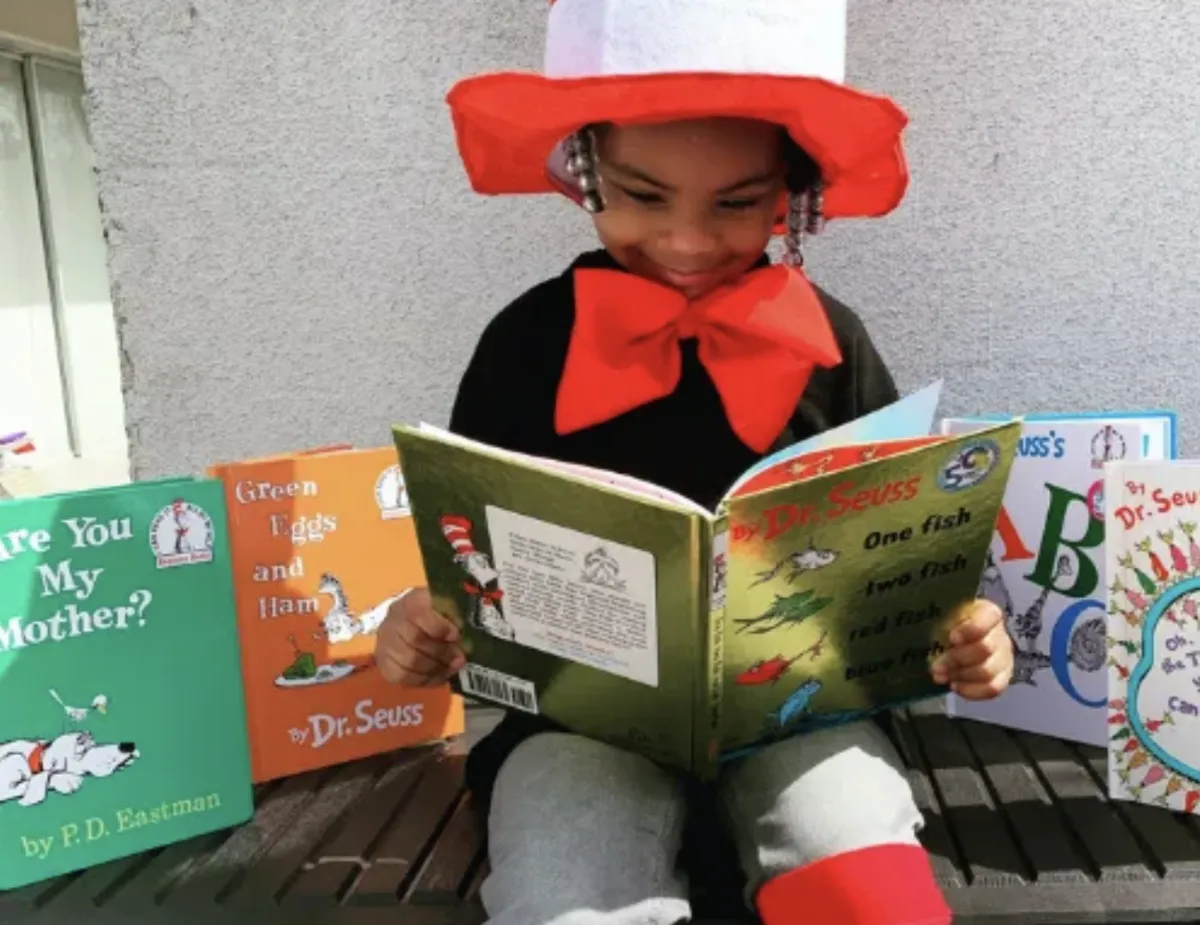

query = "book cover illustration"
[[713, 423, 1020, 762], [1106, 460, 1200, 813], [212, 446, 464, 784], [942, 416, 1171, 747], [395, 426, 707, 772], [0, 478, 253, 889]]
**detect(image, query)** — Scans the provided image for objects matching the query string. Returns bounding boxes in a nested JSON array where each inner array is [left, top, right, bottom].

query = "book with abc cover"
[[940, 413, 1174, 746], [0, 477, 253, 890], [394, 416, 1020, 779], [209, 446, 464, 783]]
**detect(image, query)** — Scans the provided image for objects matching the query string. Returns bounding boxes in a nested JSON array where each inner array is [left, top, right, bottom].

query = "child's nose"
[[662, 220, 722, 261]]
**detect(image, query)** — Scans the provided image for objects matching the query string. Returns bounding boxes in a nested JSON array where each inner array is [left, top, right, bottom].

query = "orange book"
[[210, 445, 464, 782]]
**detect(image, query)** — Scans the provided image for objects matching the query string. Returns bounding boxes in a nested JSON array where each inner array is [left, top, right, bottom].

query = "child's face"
[[592, 118, 786, 300]]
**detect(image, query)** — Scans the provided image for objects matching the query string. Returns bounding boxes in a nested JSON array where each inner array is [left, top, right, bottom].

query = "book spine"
[[696, 514, 728, 780]]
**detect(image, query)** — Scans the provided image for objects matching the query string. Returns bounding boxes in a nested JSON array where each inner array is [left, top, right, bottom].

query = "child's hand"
[[374, 588, 466, 687], [930, 599, 1013, 700]]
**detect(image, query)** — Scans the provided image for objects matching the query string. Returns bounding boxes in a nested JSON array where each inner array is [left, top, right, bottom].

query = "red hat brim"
[[446, 71, 910, 221]]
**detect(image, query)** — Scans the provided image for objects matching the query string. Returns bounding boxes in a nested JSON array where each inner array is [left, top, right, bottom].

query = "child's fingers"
[[931, 627, 1010, 683], [944, 652, 1010, 684], [377, 640, 463, 686], [951, 665, 1013, 700], [376, 645, 426, 686], [947, 600, 1004, 646], [398, 618, 463, 669], [941, 636, 999, 671], [408, 601, 460, 643]]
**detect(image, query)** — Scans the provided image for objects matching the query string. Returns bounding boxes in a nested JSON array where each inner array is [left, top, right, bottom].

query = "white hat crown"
[[544, 0, 847, 85]]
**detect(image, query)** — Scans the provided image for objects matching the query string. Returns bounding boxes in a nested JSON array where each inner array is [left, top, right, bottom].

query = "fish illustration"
[[750, 539, 839, 589], [766, 678, 823, 729], [734, 589, 834, 635], [735, 631, 829, 685], [1010, 648, 1053, 686]]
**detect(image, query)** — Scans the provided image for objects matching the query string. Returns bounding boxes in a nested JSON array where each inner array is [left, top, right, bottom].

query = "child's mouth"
[[651, 264, 724, 294]]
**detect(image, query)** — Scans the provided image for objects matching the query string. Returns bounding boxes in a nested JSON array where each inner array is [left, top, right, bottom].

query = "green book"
[[394, 419, 1020, 779], [0, 477, 254, 889]]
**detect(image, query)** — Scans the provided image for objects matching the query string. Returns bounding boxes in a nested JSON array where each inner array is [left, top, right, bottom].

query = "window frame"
[[0, 39, 130, 493]]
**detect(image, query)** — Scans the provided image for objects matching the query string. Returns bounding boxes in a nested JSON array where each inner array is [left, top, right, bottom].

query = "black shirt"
[[448, 248, 900, 811]]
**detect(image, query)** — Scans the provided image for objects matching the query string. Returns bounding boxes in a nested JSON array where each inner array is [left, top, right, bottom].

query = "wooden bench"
[[5, 704, 1200, 924]]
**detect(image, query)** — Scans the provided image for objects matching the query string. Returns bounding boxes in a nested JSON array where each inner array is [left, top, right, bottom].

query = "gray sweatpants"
[[479, 720, 924, 924]]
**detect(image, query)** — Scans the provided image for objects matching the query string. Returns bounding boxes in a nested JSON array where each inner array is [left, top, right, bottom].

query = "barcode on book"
[[459, 664, 539, 714]]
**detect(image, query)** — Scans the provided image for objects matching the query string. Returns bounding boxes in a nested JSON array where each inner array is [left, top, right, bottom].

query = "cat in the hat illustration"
[[439, 514, 515, 641]]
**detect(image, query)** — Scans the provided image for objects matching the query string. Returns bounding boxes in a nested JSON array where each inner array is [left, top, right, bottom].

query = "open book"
[[393, 391, 1020, 778]]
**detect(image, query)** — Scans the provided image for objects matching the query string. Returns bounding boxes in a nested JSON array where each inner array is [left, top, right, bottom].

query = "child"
[[377, 2, 1015, 923]]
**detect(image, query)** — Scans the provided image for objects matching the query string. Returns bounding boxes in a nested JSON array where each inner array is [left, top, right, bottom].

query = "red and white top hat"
[[440, 515, 479, 557], [447, 0, 909, 220]]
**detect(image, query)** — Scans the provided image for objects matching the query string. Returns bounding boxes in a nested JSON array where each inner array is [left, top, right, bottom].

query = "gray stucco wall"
[[77, 0, 1200, 478]]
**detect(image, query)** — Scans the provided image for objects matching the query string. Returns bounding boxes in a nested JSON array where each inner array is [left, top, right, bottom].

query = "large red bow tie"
[[554, 266, 843, 452]]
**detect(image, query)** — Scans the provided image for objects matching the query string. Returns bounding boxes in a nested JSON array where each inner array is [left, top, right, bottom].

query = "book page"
[[728, 436, 944, 500], [415, 423, 709, 516], [484, 505, 660, 687], [726, 380, 943, 497]]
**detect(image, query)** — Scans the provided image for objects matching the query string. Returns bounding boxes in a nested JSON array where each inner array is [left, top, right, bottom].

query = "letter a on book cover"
[[210, 446, 464, 783], [0, 478, 253, 889]]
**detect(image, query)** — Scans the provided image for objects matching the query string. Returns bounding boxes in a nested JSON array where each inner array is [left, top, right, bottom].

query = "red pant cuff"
[[756, 844, 951, 925]]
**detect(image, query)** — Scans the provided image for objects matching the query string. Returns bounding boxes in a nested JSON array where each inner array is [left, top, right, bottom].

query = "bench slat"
[[405, 794, 485, 903], [890, 710, 966, 888], [910, 712, 1031, 886], [1014, 732, 1154, 882], [1077, 749, 1200, 881], [347, 753, 467, 904], [159, 768, 336, 908], [223, 756, 391, 905], [956, 718, 1091, 884], [284, 749, 434, 905]]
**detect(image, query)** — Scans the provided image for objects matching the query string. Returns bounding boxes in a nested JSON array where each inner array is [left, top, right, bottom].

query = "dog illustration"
[[0, 731, 139, 807]]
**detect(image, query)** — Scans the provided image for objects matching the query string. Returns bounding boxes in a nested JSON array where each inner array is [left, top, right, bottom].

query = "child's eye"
[[719, 197, 766, 211], [619, 187, 666, 206]]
